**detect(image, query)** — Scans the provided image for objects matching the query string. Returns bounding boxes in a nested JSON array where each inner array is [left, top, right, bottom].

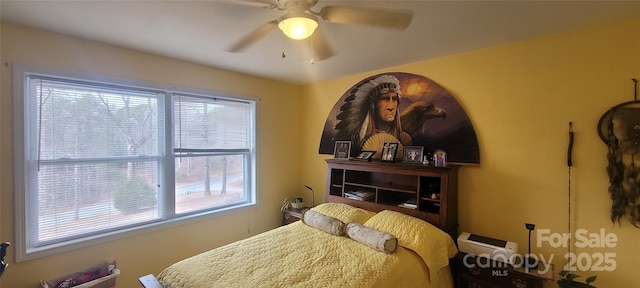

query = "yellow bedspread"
[[157, 205, 456, 288]]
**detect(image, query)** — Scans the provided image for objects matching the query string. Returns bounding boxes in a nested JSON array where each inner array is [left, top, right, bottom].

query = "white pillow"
[[346, 222, 397, 253], [302, 209, 345, 236]]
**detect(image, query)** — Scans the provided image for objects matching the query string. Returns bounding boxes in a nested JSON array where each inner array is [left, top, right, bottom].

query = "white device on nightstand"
[[458, 232, 518, 265]]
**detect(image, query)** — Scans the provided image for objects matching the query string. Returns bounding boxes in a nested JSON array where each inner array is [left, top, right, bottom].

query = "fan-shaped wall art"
[[318, 72, 480, 165]]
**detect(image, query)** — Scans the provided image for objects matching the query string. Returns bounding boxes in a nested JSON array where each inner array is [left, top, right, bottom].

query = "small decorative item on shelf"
[[333, 141, 351, 160], [402, 146, 423, 163], [433, 149, 447, 167], [422, 152, 433, 166], [381, 142, 399, 163], [354, 150, 376, 162]]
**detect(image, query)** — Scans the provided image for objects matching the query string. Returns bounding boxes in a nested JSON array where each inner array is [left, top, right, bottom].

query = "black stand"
[[525, 223, 538, 269], [304, 185, 315, 207]]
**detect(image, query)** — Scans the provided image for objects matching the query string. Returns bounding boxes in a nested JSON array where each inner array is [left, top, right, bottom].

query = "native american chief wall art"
[[319, 72, 480, 165]]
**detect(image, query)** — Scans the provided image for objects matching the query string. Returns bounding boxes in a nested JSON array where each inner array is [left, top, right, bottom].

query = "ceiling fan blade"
[[228, 20, 278, 52], [312, 27, 335, 60], [319, 6, 413, 30], [232, 0, 279, 9]]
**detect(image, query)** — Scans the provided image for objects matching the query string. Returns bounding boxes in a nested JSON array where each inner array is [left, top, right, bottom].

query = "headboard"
[[325, 159, 459, 239]]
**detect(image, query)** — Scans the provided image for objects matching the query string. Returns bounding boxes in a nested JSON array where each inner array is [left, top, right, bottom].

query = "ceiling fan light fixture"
[[278, 13, 318, 40]]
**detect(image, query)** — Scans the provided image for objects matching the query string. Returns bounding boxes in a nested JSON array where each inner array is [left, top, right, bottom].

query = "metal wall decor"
[[597, 78, 640, 227]]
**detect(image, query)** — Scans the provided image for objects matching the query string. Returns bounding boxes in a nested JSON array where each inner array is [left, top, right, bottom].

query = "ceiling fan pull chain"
[[282, 33, 287, 59], [310, 36, 315, 64]]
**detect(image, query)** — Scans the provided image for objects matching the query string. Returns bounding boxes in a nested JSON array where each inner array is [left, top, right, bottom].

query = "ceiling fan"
[[228, 0, 413, 60]]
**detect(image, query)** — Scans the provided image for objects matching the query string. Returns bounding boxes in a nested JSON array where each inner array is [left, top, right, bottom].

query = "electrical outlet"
[[525, 223, 535, 230]]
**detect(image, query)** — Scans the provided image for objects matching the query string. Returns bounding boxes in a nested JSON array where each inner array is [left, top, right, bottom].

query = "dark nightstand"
[[457, 253, 555, 288], [281, 207, 308, 225]]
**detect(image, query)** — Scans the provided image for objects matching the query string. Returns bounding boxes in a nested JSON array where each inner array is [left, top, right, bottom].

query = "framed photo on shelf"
[[402, 146, 424, 163], [333, 141, 352, 160], [380, 142, 399, 163], [354, 150, 376, 161], [434, 149, 447, 167]]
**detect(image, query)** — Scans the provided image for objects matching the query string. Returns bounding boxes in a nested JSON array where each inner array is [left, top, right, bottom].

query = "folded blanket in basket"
[[40, 260, 116, 288]]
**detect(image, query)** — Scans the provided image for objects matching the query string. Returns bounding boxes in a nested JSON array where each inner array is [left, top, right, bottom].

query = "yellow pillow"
[[310, 203, 376, 224], [364, 210, 458, 282]]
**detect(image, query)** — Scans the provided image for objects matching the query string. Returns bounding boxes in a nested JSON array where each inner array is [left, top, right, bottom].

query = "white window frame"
[[12, 65, 258, 262]]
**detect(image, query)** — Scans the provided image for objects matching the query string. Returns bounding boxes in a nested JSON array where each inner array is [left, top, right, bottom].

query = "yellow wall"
[[0, 23, 304, 287], [3, 16, 640, 288], [301, 18, 640, 286]]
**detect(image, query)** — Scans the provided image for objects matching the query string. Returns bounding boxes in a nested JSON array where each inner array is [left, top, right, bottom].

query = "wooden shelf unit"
[[325, 159, 459, 236]]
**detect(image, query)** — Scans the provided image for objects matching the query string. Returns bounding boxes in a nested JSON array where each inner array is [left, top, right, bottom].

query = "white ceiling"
[[2, 0, 640, 85]]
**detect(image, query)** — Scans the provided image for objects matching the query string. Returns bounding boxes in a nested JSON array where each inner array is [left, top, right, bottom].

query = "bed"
[[147, 202, 458, 288]]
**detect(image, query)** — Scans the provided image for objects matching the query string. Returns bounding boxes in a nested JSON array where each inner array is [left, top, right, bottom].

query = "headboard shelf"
[[326, 159, 459, 237]]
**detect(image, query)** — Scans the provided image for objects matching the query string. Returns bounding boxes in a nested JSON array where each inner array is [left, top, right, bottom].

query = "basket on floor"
[[68, 269, 119, 288], [40, 261, 118, 288]]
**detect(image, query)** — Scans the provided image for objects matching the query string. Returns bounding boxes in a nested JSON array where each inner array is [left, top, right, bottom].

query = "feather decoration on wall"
[[598, 78, 640, 227]]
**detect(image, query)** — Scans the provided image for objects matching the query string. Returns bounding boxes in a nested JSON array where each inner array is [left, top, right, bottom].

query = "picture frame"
[[354, 150, 376, 162], [402, 146, 424, 163], [380, 142, 399, 163], [433, 149, 447, 167], [333, 141, 352, 160]]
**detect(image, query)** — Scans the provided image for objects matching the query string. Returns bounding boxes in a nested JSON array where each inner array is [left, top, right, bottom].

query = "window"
[[13, 66, 256, 261]]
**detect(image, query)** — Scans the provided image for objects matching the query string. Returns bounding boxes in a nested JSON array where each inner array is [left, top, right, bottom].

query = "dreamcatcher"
[[597, 78, 640, 227]]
